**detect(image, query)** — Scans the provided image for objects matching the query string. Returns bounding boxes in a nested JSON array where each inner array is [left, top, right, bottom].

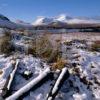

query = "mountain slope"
[[0, 14, 33, 29], [32, 16, 54, 25], [32, 14, 100, 25], [0, 14, 100, 30]]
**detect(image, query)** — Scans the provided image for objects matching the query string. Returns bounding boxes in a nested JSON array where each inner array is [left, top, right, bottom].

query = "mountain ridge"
[[0, 14, 100, 30]]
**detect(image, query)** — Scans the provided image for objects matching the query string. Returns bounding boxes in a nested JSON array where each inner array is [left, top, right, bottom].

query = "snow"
[[5, 43, 99, 100], [32, 14, 100, 25], [1, 12, 100, 100], [0, 14, 100, 29], [0, 28, 100, 100], [60, 40, 100, 100], [7, 59, 19, 90], [55, 14, 100, 24], [73, 93, 87, 100], [6, 67, 51, 100], [47, 67, 68, 100], [4, 55, 52, 100], [32, 16, 54, 25], [0, 57, 15, 94], [52, 67, 68, 94], [55, 14, 72, 22], [68, 18, 100, 24], [0, 54, 52, 99]]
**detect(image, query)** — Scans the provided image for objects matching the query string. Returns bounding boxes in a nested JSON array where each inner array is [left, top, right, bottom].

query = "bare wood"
[[6, 67, 51, 100], [7, 59, 19, 90], [47, 67, 69, 100]]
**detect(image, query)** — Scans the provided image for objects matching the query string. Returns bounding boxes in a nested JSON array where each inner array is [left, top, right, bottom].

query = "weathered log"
[[6, 67, 51, 100], [47, 67, 69, 100], [1, 59, 19, 98], [0, 61, 15, 97], [7, 59, 19, 90]]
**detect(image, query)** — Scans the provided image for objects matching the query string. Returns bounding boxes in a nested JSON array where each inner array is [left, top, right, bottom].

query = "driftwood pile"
[[1, 59, 70, 100]]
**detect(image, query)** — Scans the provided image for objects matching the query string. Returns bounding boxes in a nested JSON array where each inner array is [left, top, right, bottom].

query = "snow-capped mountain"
[[0, 14, 100, 29], [32, 15, 72, 25], [32, 14, 100, 25], [55, 14, 72, 22], [55, 14, 100, 24], [67, 18, 100, 24], [32, 16, 54, 25]]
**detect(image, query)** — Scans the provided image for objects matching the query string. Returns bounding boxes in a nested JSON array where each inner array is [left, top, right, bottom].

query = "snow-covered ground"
[[0, 39, 100, 100], [60, 40, 100, 100], [0, 54, 53, 100]]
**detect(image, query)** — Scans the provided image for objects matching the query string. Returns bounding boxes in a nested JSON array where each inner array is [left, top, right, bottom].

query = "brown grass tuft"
[[0, 33, 12, 54], [91, 41, 100, 52], [0, 69, 3, 75], [52, 58, 68, 70]]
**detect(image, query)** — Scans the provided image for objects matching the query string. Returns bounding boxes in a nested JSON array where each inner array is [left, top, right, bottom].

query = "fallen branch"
[[47, 67, 69, 100], [1, 61, 16, 97], [1, 59, 19, 98], [7, 59, 19, 90], [6, 67, 51, 100]]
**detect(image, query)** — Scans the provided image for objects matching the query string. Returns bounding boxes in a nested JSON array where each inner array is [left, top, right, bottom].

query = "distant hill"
[[0, 14, 33, 30], [0, 14, 100, 30]]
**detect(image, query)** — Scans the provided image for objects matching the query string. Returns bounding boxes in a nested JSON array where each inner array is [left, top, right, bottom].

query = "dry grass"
[[26, 33, 69, 70], [91, 41, 100, 52], [52, 58, 68, 70], [47, 49, 61, 63], [27, 33, 65, 70], [27, 33, 54, 59], [63, 41, 71, 45], [35, 34, 53, 57], [0, 69, 3, 75], [0, 34, 11, 54]]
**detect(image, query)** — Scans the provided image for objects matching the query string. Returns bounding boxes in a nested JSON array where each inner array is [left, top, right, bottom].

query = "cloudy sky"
[[0, 0, 100, 22]]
